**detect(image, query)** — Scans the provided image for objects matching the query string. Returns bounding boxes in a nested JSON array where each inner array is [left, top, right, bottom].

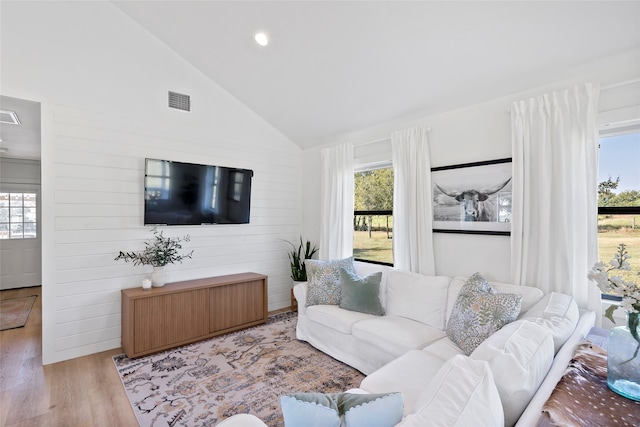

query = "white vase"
[[151, 266, 167, 287]]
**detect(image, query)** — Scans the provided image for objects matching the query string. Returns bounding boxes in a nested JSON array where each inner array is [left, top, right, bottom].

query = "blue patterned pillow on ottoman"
[[305, 256, 355, 306], [280, 392, 403, 427]]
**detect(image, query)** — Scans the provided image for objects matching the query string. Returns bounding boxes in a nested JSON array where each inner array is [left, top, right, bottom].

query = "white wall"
[[0, 158, 41, 186], [303, 49, 640, 283], [2, 1, 302, 363]]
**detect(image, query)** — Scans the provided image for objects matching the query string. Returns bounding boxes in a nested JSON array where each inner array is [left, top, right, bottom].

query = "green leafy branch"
[[115, 228, 194, 267]]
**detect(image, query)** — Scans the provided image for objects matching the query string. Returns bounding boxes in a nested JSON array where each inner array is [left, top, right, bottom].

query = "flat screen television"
[[144, 158, 253, 225]]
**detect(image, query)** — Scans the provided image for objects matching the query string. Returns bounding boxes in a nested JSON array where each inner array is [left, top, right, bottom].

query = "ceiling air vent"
[[168, 91, 191, 112], [0, 110, 21, 125]]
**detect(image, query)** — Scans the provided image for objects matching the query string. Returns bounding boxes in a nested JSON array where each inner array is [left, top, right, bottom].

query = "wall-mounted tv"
[[144, 158, 253, 225]]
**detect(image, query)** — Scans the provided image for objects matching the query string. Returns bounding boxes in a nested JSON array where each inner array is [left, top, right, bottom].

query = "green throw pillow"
[[339, 268, 385, 315], [446, 273, 522, 355], [280, 392, 403, 427], [305, 257, 355, 306]]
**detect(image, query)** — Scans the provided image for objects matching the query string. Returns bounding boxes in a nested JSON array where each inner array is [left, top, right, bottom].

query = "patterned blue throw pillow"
[[446, 273, 522, 355], [280, 392, 403, 427], [305, 256, 355, 306]]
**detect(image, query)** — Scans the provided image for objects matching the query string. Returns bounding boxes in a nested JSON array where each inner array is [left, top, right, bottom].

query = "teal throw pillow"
[[305, 257, 355, 306], [446, 273, 522, 355], [339, 268, 385, 315], [281, 392, 403, 427]]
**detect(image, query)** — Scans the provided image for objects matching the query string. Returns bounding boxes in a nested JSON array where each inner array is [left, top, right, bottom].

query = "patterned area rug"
[[113, 312, 364, 427], [0, 295, 37, 331]]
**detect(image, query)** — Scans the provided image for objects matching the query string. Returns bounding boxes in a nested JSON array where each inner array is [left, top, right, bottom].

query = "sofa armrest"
[[514, 309, 596, 427], [293, 282, 308, 315]]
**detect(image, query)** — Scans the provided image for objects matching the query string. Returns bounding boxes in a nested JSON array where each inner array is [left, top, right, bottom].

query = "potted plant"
[[286, 236, 319, 282], [115, 228, 194, 287]]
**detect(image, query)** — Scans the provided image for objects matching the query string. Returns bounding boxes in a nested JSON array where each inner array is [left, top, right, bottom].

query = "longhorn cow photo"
[[434, 178, 512, 222], [431, 159, 513, 235]]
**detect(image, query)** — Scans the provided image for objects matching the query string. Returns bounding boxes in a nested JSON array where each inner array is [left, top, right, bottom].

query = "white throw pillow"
[[519, 292, 579, 354], [386, 270, 451, 329], [397, 355, 504, 427], [470, 320, 554, 427]]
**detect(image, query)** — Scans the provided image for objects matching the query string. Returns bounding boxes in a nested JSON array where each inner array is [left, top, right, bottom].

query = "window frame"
[[0, 191, 38, 240], [353, 162, 394, 267], [597, 129, 640, 303]]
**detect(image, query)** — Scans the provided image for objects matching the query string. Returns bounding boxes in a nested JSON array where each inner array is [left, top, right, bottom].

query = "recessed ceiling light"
[[254, 32, 269, 47], [0, 147, 8, 153]]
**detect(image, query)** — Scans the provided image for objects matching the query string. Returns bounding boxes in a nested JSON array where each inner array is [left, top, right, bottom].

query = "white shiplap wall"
[[42, 105, 302, 363], [2, 0, 305, 364]]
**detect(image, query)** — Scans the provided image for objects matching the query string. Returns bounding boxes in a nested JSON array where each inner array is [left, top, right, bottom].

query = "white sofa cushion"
[[446, 277, 544, 324], [420, 336, 465, 361], [397, 355, 504, 427], [386, 270, 451, 329], [360, 349, 449, 416], [471, 320, 554, 427], [214, 414, 268, 427], [306, 305, 376, 334], [352, 316, 446, 358], [519, 292, 579, 354]]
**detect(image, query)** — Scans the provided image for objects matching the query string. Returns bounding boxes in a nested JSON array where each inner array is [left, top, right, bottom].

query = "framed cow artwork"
[[431, 158, 512, 235]]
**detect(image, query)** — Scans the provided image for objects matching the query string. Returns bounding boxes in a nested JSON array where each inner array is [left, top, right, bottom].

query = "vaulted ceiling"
[[2, 2, 638, 159], [112, 1, 640, 149]]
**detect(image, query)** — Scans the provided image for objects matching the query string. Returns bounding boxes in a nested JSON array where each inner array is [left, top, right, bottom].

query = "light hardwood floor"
[[0, 287, 137, 426], [1, 287, 292, 427]]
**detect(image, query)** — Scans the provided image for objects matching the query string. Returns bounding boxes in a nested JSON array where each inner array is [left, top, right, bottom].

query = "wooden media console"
[[121, 272, 268, 358]]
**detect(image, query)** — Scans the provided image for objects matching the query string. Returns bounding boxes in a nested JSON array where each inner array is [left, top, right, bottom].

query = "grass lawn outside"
[[353, 230, 393, 264], [597, 215, 640, 285], [353, 215, 640, 283]]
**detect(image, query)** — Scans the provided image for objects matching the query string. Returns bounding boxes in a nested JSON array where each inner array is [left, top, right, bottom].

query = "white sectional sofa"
[[294, 261, 596, 427], [216, 261, 596, 426]]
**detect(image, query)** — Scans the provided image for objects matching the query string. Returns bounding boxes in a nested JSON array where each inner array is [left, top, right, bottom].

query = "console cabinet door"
[[133, 288, 209, 354], [209, 280, 265, 333]]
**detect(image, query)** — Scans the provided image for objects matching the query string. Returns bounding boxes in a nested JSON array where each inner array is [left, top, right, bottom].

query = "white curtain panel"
[[319, 142, 355, 260], [391, 126, 436, 275], [510, 83, 600, 311]]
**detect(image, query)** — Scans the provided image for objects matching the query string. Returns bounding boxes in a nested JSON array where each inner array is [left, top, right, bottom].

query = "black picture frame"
[[431, 158, 512, 236]]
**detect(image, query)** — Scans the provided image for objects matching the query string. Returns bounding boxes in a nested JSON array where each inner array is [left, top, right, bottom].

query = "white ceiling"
[[0, 96, 41, 160], [1, 1, 638, 160], [112, 1, 640, 149]]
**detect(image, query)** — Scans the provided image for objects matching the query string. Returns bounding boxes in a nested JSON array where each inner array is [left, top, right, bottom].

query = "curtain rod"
[[601, 78, 640, 91], [506, 79, 640, 113], [354, 127, 432, 148], [354, 137, 391, 147]]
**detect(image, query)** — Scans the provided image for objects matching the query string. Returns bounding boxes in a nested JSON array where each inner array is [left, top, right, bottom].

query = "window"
[[145, 159, 171, 200], [353, 167, 393, 265], [0, 192, 37, 239], [231, 171, 244, 202], [597, 131, 640, 290]]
